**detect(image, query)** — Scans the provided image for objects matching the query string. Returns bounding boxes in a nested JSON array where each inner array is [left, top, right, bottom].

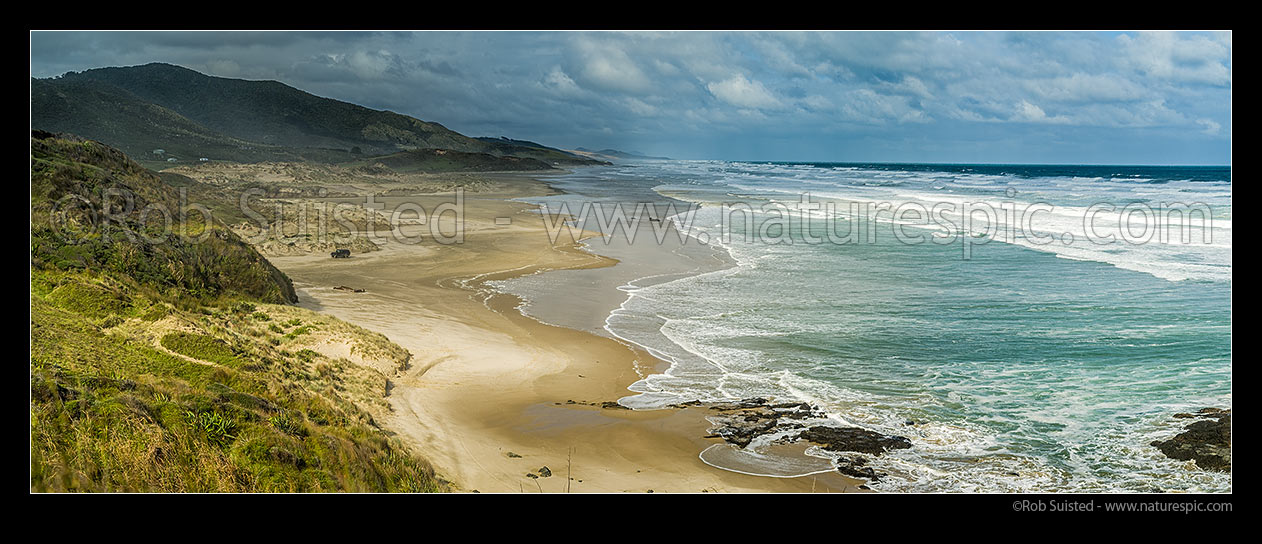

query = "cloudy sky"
[[30, 31, 1231, 164]]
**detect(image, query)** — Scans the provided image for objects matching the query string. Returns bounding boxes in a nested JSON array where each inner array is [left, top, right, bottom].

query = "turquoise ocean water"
[[506, 161, 1231, 492]]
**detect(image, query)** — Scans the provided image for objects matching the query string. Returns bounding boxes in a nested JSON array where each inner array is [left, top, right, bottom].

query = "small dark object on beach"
[[330, 248, 351, 258], [537, 466, 552, 478]]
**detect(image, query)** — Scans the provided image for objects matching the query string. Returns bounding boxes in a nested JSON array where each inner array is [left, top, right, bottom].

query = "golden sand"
[[266, 175, 862, 493]]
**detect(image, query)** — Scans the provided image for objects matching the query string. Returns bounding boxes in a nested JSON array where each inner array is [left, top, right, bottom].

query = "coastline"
[[266, 173, 864, 493]]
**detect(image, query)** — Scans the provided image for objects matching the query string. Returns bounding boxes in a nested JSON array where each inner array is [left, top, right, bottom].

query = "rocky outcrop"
[[701, 398, 826, 447], [834, 455, 885, 481], [794, 425, 913, 455], [695, 397, 912, 482], [1151, 408, 1231, 472]]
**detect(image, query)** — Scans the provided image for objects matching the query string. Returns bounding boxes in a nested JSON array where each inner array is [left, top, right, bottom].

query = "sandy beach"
[[267, 174, 862, 493]]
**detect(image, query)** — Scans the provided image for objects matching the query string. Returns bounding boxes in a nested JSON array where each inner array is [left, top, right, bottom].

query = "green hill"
[[33, 63, 606, 167], [30, 78, 338, 167]]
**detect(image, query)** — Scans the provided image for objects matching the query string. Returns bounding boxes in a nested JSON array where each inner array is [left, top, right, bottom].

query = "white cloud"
[[652, 59, 680, 75], [1027, 73, 1148, 103], [803, 95, 834, 111], [346, 50, 395, 79], [1117, 32, 1231, 86], [839, 89, 928, 124], [888, 76, 933, 99], [707, 75, 783, 110], [541, 66, 583, 96], [1197, 118, 1222, 136], [1011, 100, 1070, 124], [573, 38, 653, 94], [623, 97, 658, 116]]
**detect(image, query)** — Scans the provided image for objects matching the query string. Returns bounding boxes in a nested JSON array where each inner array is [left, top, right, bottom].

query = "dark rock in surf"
[[1151, 408, 1231, 472], [835, 455, 885, 481], [796, 425, 913, 455]]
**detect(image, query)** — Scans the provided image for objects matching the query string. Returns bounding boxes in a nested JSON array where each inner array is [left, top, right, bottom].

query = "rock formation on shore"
[[692, 397, 913, 482], [1151, 408, 1231, 472]]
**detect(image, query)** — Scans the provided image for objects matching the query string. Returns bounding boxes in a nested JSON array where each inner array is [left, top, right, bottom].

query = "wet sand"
[[267, 175, 862, 493]]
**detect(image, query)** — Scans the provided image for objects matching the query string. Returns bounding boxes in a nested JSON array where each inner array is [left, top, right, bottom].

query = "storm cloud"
[[30, 31, 1231, 164]]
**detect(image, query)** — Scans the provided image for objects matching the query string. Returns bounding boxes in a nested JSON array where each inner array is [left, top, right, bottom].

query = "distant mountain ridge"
[[572, 147, 671, 161], [32, 63, 605, 168]]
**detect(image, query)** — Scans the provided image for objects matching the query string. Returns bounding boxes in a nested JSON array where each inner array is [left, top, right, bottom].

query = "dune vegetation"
[[30, 132, 445, 492]]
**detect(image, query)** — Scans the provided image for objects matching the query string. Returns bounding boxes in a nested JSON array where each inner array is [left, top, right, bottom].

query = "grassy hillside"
[[30, 132, 445, 492], [31, 131, 297, 304], [31, 276, 443, 492]]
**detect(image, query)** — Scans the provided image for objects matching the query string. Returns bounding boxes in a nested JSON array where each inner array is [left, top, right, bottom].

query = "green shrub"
[[183, 410, 238, 447], [285, 325, 316, 339]]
